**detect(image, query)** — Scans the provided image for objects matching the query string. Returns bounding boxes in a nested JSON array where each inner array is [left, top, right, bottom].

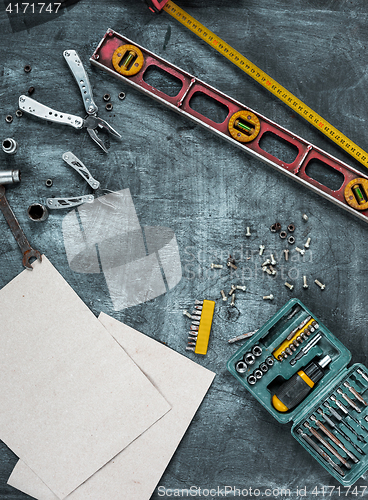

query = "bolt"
[[211, 263, 223, 269], [315, 279, 326, 290], [270, 254, 277, 265], [230, 293, 236, 307], [283, 249, 289, 261], [304, 237, 311, 249], [263, 294, 274, 300], [259, 245, 265, 256], [303, 276, 308, 289], [296, 247, 305, 256], [229, 284, 236, 296], [246, 227, 251, 237], [227, 261, 237, 270], [221, 290, 227, 301], [262, 259, 271, 267], [302, 214, 308, 221], [285, 282, 294, 290], [236, 285, 246, 291], [264, 267, 272, 275], [269, 265, 276, 275]]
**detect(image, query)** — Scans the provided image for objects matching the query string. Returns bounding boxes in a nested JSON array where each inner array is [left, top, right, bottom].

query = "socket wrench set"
[[227, 299, 368, 485]]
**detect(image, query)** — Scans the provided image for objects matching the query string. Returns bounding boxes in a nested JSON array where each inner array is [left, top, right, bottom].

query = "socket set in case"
[[227, 298, 368, 485]]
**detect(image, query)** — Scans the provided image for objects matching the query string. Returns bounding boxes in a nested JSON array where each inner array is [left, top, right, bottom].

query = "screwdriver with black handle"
[[272, 355, 332, 412]]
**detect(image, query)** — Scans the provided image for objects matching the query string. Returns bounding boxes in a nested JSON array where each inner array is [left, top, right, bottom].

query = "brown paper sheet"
[[8, 312, 216, 500], [0, 257, 171, 499]]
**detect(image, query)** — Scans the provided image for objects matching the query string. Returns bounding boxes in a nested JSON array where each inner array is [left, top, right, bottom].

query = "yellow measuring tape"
[[163, 1, 368, 170]]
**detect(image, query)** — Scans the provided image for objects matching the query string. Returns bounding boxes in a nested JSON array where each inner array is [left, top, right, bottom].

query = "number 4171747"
[[6, 3, 62, 14]]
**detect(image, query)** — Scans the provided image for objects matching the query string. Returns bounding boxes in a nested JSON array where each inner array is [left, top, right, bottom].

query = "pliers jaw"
[[84, 115, 122, 153]]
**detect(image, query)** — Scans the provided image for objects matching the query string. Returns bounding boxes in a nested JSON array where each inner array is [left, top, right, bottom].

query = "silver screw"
[[263, 267, 272, 275], [211, 263, 223, 269], [302, 214, 308, 221], [283, 249, 289, 261], [263, 294, 274, 300], [230, 293, 236, 307], [236, 285, 246, 291], [270, 254, 277, 266], [183, 310, 192, 319], [269, 265, 276, 275], [285, 282, 294, 290], [304, 237, 311, 249], [262, 259, 271, 267], [303, 276, 308, 289], [229, 284, 236, 296], [315, 279, 326, 290], [246, 227, 251, 237], [295, 247, 305, 256], [221, 290, 227, 301], [259, 245, 265, 256], [227, 261, 237, 270]]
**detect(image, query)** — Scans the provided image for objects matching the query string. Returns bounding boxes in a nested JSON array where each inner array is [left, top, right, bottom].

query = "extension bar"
[[91, 30, 368, 224]]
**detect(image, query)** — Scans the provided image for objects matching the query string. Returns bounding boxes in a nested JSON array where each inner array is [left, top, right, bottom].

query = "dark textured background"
[[1, 0, 368, 498]]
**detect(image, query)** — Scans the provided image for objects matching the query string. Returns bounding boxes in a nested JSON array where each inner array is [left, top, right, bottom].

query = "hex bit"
[[317, 408, 365, 455], [343, 381, 368, 406], [303, 422, 351, 469], [310, 416, 358, 463], [323, 402, 366, 443], [337, 388, 361, 413], [330, 396, 367, 431]]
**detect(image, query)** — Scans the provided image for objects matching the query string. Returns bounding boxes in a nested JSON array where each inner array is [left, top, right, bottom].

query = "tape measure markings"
[[163, 1, 368, 169]]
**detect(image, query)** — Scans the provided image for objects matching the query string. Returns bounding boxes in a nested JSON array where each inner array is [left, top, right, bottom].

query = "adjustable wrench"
[[0, 185, 42, 269]]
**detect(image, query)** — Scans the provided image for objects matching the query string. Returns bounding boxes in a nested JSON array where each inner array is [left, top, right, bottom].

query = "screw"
[[221, 290, 227, 301], [315, 279, 326, 290], [230, 293, 236, 307], [263, 267, 272, 275], [211, 263, 223, 269], [263, 294, 274, 300], [183, 310, 192, 319], [227, 261, 237, 270], [236, 285, 246, 291], [302, 214, 308, 221], [246, 227, 251, 237], [296, 247, 305, 256], [262, 259, 271, 267], [229, 284, 236, 296], [270, 254, 277, 265], [285, 282, 294, 290], [304, 237, 311, 249], [259, 245, 265, 256], [283, 249, 289, 261], [269, 265, 276, 275], [303, 276, 308, 289]]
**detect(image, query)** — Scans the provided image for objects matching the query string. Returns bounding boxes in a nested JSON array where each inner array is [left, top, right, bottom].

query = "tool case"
[[227, 298, 368, 485]]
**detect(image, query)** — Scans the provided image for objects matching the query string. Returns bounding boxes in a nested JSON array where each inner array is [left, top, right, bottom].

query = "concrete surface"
[[1, 0, 368, 498]]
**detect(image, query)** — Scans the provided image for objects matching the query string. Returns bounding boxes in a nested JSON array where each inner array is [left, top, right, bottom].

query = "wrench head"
[[23, 249, 42, 270]]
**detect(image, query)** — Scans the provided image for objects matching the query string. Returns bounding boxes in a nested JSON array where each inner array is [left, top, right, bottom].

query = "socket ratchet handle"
[[19, 95, 84, 129], [63, 50, 98, 115]]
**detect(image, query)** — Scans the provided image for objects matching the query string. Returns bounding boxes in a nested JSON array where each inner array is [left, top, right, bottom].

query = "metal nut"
[[280, 231, 287, 239], [5, 115, 13, 124]]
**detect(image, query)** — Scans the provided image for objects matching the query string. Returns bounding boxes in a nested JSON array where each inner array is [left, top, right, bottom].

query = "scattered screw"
[[221, 290, 227, 301], [5, 115, 13, 123], [288, 235, 295, 245], [227, 261, 237, 270], [264, 267, 272, 275], [283, 249, 289, 261], [103, 93, 111, 101], [118, 91, 126, 100], [288, 224, 295, 232], [28, 86, 35, 95], [105, 103, 113, 111], [24, 65, 32, 73], [246, 227, 251, 237], [183, 310, 192, 319], [270, 254, 277, 265], [302, 214, 308, 221], [262, 259, 271, 267], [211, 263, 223, 269], [304, 237, 311, 249], [296, 246, 305, 256], [285, 282, 294, 290], [303, 276, 308, 289], [45, 179, 53, 187], [15, 109, 23, 117], [315, 279, 326, 290], [229, 284, 236, 296], [230, 293, 236, 307], [259, 244, 265, 256], [263, 294, 274, 300], [280, 231, 287, 239], [269, 265, 276, 275], [236, 285, 246, 291]]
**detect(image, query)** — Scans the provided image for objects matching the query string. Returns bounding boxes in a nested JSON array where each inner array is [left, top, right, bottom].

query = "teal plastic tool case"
[[227, 298, 368, 485]]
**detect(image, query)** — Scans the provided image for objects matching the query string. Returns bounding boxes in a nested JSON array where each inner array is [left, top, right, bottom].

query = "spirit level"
[[91, 30, 368, 224], [145, 1, 368, 172]]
